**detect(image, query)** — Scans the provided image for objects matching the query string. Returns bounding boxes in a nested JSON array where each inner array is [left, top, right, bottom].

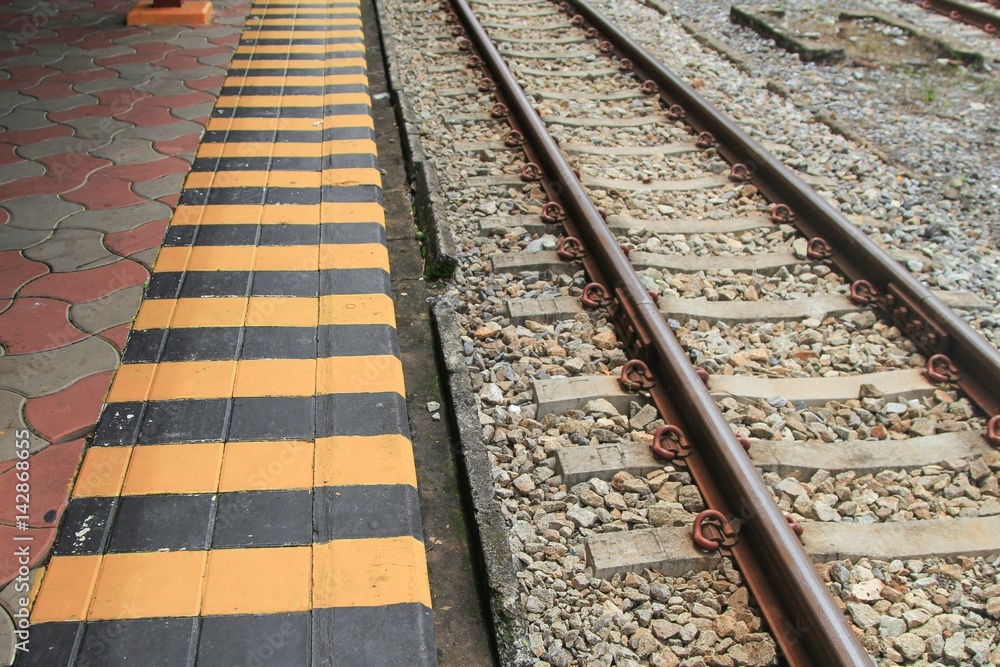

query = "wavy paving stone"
[[133, 173, 186, 201], [0, 389, 28, 447], [24, 228, 119, 272], [0, 159, 45, 186], [104, 218, 167, 258], [0, 226, 53, 252], [0, 251, 48, 297], [98, 322, 130, 352], [0, 107, 54, 133], [16, 152, 109, 199], [70, 284, 142, 335], [25, 372, 112, 445], [19, 258, 147, 304], [3, 124, 73, 150], [90, 135, 164, 165], [0, 439, 84, 527], [0, 298, 87, 355], [60, 199, 172, 233], [0, 194, 84, 231], [0, 336, 119, 397], [0, 526, 56, 582]]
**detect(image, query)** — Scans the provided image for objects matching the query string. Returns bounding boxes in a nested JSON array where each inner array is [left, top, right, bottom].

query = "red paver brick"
[[157, 193, 180, 207], [0, 439, 84, 527], [100, 158, 189, 184], [91, 86, 152, 111], [49, 69, 117, 86], [0, 297, 87, 354], [185, 75, 226, 92], [0, 251, 49, 299], [144, 91, 215, 110], [20, 79, 77, 100], [0, 208, 9, 225], [98, 322, 131, 351], [20, 259, 148, 304], [8, 152, 109, 200], [0, 142, 19, 166], [2, 125, 73, 148], [25, 373, 113, 446], [119, 103, 184, 128], [105, 218, 168, 258], [0, 526, 56, 579], [63, 172, 145, 209], [153, 134, 201, 157]]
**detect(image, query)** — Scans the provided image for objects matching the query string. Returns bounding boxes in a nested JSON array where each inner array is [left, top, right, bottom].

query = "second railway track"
[[377, 0, 1000, 664]]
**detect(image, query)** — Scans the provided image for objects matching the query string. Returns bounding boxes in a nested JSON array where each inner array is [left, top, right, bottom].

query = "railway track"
[[379, 0, 1000, 664], [907, 0, 1000, 35]]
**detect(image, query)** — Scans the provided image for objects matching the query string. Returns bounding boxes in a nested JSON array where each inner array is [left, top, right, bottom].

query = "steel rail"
[[911, 0, 1000, 34], [564, 0, 1000, 418], [445, 0, 873, 664]]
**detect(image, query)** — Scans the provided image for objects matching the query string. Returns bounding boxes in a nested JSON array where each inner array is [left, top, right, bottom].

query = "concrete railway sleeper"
[[434, 0, 1000, 664]]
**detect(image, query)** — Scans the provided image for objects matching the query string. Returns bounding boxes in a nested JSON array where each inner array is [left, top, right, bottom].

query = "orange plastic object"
[[126, 0, 213, 25]]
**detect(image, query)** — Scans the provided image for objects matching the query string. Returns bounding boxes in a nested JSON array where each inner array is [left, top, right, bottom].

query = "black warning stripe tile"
[[161, 221, 385, 247], [211, 103, 372, 119], [312, 605, 436, 667], [13, 621, 80, 667], [200, 126, 374, 142], [190, 153, 376, 172], [93, 394, 410, 445], [122, 324, 398, 363], [216, 83, 368, 96], [212, 490, 313, 548], [145, 268, 391, 299], [53, 496, 117, 556], [230, 51, 364, 61], [238, 37, 364, 46], [197, 613, 310, 666], [179, 185, 382, 207], [107, 494, 216, 553], [313, 484, 423, 541], [242, 23, 354, 30], [226, 66, 367, 77]]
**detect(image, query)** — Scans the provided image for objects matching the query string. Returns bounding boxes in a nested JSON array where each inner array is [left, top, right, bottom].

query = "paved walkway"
[[0, 0, 250, 662]]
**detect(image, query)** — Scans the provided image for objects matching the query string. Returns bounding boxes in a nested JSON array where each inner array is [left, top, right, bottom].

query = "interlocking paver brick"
[[20, 93, 98, 113], [0, 251, 49, 298], [104, 218, 167, 258], [70, 284, 143, 335], [0, 298, 87, 354], [1, 194, 84, 231], [90, 135, 163, 165], [0, 336, 119, 396], [0, 107, 57, 132], [0, 160, 45, 186], [24, 371, 113, 445], [0, 439, 85, 527], [20, 259, 148, 304], [60, 199, 172, 233], [132, 173, 186, 201], [98, 322, 131, 351], [0, 226, 50, 252], [25, 228, 119, 272]]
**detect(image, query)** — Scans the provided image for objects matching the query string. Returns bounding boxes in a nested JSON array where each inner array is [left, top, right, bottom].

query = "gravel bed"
[[378, 0, 999, 663]]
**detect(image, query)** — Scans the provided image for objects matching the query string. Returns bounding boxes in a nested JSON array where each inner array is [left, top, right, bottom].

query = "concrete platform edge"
[[432, 304, 534, 667], [371, 0, 458, 280]]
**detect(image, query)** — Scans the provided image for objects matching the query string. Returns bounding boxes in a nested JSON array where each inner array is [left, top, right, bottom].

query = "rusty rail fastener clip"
[[692, 510, 737, 551], [580, 282, 611, 309], [556, 236, 586, 261], [619, 359, 655, 391], [519, 163, 541, 182], [770, 203, 795, 223], [925, 354, 961, 383], [651, 424, 691, 461], [987, 416, 1000, 447], [850, 279, 879, 306], [541, 202, 564, 224], [504, 130, 525, 147], [806, 237, 833, 260]]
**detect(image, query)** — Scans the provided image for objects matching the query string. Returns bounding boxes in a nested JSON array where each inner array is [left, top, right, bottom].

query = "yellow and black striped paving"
[[23, 2, 436, 665]]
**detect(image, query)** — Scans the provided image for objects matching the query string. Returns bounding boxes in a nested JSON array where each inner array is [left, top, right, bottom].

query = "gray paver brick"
[[0, 336, 119, 396], [22, 94, 98, 113], [198, 53, 239, 67], [106, 63, 160, 82], [0, 107, 56, 132], [62, 116, 133, 144], [71, 284, 143, 334], [172, 102, 215, 122], [0, 160, 45, 186], [141, 77, 200, 98], [90, 136, 162, 165], [60, 199, 172, 233], [132, 172, 186, 201], [0, 92, 35, 110], [47, 54, 99, 74], [17, 134, 110, 160], [0, 226, 51, 251], [2, 195, 85, 231], [24, 228, 118, 272], [120, 120, 205, 143], [129, 247, 158, 269]]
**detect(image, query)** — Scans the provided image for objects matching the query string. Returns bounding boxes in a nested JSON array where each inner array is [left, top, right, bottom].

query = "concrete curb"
[[432, 304, 534, 667], [370, 0, 458, 280], [730, 6, 846, 63], [838, 9, 985, 69]]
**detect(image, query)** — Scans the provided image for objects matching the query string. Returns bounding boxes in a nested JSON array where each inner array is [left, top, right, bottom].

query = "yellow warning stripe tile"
[[72, 446, 133, 498], [315, 434, 417, 487], [33, 539, 429, 622], [232, 58, 367, 69], [234, 358, 316, 397], [317, 355, 405, 396], [313, 537, 431, 609], [153, 244, 388, 273], [135, 295, 363, 329], [89, 551, 207, 620], [184, 171, 324, 190], [202, 546, 312, 615], [121, 443, 224, 495], [242, 29, 363, 38], [320, 293, 397, 327], [195, 139, 374, 159], [30, 555, 102, 623], [170, 203, 387, 227], [215, 93, 371, 107], [206, 114, 373, 132], [218, 74, 369, 89], [107, 355, 402, 402], [219, 440, 314, 491], [246, 17, 361, 24], [234, 43, 365, 55]]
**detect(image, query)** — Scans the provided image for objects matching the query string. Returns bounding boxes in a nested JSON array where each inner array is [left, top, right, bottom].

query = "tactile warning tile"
[[25, 2, 437, 665]]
